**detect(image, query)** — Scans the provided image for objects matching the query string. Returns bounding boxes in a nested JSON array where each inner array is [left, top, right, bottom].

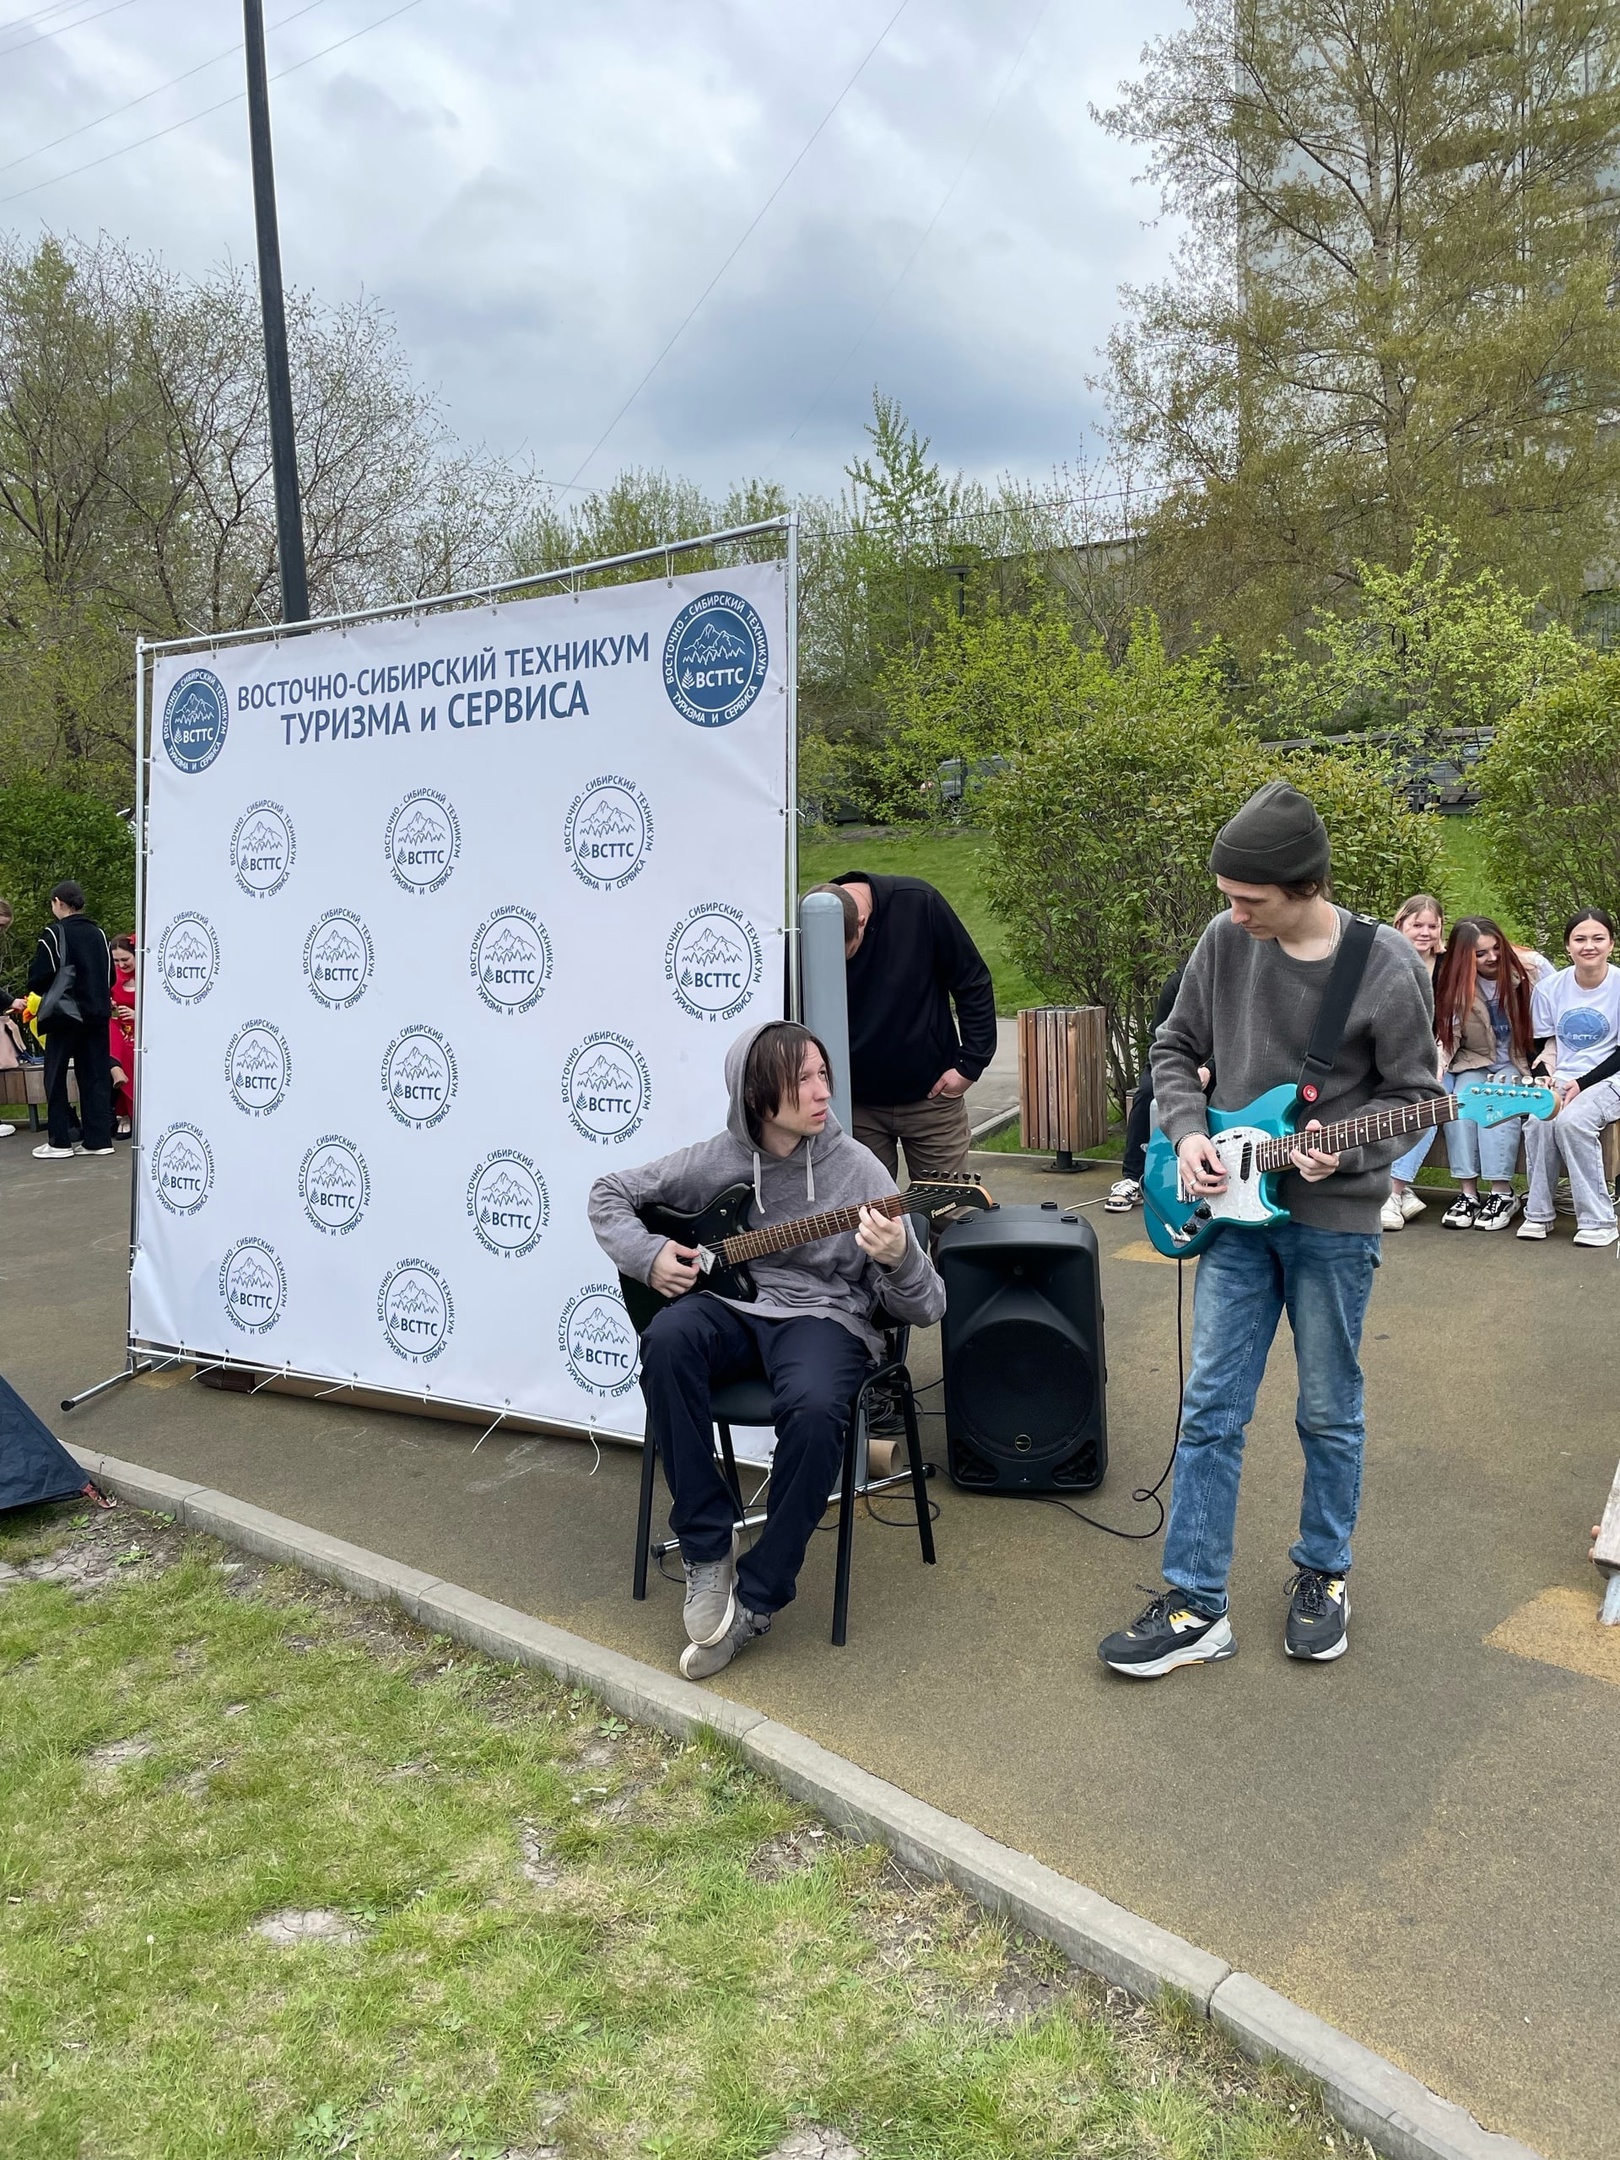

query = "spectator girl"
[[109, 935, 136, 1137], [1433, 917, 1546, 1231], [1519, 909, 1620, 1248], [1381, 894, 1445, 1231]]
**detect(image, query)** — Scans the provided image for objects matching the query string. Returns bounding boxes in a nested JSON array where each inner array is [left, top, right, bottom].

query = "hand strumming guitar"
[[855, 1203, 907, 1269], [649, 1240, 702, 1299]]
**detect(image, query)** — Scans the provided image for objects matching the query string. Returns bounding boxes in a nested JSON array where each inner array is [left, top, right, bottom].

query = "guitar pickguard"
[[1187, 1125, 1282, 1226]]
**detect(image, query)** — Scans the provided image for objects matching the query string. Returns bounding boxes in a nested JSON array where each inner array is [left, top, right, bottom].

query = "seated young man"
[[588, 1019, 946, 1679]]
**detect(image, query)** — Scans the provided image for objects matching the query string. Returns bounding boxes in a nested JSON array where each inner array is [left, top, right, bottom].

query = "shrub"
[[1475, 659, 1620, 946], [0, 782, 136, 972]]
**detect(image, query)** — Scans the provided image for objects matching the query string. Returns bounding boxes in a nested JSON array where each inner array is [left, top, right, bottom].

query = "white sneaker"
[[32, 1143, 75, 1159], [1379, 1195, 1405, 1232], [1399, 1189, 1427, 1220], [1515, 1218, 1551, 1241], [1104, 1179, 1142, 1214], [1572, 1225, 1619, 1249], [0, 1123, 14, 1138]]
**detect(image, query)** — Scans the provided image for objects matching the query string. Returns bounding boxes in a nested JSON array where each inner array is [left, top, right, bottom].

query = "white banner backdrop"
[[130, 559, 790, 1440]]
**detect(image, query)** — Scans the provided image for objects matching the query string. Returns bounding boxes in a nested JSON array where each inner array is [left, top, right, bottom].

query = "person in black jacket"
[[25, 882, 116, 1159], [813, 871, 997, 1179]]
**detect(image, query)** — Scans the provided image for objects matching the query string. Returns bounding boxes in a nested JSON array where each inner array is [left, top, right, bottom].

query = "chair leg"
[[899, 1380, 935, 1565], [632, 1426, 659, 1601], [832, 1412, 859, 1647]]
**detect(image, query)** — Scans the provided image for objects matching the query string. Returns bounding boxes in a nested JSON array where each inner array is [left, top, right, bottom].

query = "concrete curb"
[[69, 1444, 1541, 2160]]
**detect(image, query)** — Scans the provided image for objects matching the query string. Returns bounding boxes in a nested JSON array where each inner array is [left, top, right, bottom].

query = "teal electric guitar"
[[1142, 1076, 1557, 1257]]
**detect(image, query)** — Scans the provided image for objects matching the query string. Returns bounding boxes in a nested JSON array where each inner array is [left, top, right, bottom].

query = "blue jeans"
[[1163, 1221, 1381, 1616], [1389, 1127, 1435, 1185], [1441, 1066, 1523, 1183]]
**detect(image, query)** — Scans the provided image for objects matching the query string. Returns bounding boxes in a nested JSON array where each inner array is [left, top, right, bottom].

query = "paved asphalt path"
[[2, 1138, 1615, 2160]]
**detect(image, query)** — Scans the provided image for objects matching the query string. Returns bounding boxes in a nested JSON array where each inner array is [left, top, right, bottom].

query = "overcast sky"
[[0, 0, 1184, 502]]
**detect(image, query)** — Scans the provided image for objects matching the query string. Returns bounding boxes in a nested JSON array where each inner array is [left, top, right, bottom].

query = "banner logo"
[[386, 789, 460, 894], [378, 1259, 453, 1363], [564, 775, 653, 891], [470, 907, 552, 1016], [559, 1282, 638, 1397], [230, 801, 295, 898], [298, 1135, 370, 1236], [225, 1021, 291, 1117], [665, 903, 764, 1023], [663, 591, 769, 727], [161, 667, 229, 773], [220, 1237, 287, 1334], [156, 913, 220, 1005], [562, 1031, 650, 1145], [467, 1150, 548, 1259], [150, 1123, 214, 1216], [383, 1026, 457, 1128], [303, 909, 374, 1009]]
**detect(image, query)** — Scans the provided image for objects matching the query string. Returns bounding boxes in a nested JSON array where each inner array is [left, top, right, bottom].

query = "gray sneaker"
[[679, 1603, 769, 1680], [681, 1539, 738, 1646]]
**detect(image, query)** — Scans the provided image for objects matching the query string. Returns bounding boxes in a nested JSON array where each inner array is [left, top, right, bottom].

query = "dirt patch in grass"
[[0, 1495, 1343, 2159]]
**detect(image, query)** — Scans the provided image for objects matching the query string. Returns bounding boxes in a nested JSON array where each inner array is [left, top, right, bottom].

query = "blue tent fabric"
[[0, 1371, 94, 1514]]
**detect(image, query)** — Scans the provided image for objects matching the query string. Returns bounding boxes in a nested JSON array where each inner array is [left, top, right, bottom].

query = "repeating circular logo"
[[303, 909, 374, 1009], [561, 1031, 650, 1145], [225, 1021, 291, 1117], [664, 903, 764, 1024], [156, 912, 220, 1005], [466, 1150, 549, 1258], [378, 1259, 454, 1364], [470, 907, 553, 1016], [230, 801, 295, 898], [382, 1026, 457, 1129], [385, 789, 460, 894], [298, 1135, 370, 1236], [161, 666, 229, 773], [149, 1123, 214, 1216], [662, 590, 769, 727], [564, 775, 654, 891], [558, 1283, 639, 1398], [219, 1237, 287, 1334]]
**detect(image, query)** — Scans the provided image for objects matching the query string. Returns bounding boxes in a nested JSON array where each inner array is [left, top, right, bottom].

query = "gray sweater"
[[588, 1023, 946, 1355], [1150, 908, 1437, 1233]]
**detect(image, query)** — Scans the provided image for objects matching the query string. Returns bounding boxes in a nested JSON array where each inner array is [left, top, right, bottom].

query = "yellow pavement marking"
[[1109, 1239, 1179, 1266], [1484, 1584, 1620, 1688]]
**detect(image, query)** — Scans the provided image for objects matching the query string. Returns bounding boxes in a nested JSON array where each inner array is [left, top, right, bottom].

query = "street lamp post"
[[243, 0, 309, 624]]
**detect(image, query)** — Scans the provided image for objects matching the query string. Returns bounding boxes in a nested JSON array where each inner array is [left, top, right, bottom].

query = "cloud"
[[0, 0, 1182, 496]]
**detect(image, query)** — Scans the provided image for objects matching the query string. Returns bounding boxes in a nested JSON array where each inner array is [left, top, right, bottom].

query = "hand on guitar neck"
[[649, 1202, 906, 1301]]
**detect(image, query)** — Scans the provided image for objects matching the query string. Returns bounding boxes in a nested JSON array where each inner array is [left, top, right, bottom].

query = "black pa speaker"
[[937, 1203, 1107, 1493]]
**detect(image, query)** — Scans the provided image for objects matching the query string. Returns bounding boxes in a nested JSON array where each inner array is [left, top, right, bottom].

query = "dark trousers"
[[638, 1296, 870, 1616], [44, 1021, 112, 1151], [1122, 1076, 1154, 1182]]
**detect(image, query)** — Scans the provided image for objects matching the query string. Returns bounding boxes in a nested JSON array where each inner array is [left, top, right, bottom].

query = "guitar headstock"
[[1453, 1076, 1559, 1126], [904, 1179, 993, 1225]]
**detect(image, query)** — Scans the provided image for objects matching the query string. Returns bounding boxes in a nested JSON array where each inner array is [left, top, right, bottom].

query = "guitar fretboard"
[[717, 1190, 916, 1265], [1252, 1092, 1458, 1173]]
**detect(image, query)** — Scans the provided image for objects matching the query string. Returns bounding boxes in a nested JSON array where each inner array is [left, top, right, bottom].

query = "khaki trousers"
[[852, 1093, 972, 1180]]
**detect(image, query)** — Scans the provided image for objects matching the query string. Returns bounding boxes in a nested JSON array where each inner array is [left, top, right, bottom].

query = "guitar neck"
[[717, 1190, 914, 1266], [1255, 1092, 1457, 1173]]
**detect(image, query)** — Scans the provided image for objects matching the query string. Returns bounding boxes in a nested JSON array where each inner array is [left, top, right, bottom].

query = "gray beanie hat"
[[1209, 780, 1330, 886]]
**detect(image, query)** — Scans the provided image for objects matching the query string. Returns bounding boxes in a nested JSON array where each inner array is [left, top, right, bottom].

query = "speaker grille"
[[953, 1315, 1094, 1463]]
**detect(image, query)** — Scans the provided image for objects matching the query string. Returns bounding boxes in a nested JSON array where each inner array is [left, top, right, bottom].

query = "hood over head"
[[722, 1019, 842, 1207]]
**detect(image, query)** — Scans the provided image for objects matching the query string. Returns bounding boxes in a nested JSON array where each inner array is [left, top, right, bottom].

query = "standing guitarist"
[[589, 1020, 945, 1680], [1098, 782, 1436, 1679]]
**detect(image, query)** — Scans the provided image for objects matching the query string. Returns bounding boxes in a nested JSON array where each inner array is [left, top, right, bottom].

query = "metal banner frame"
[[64, 516, 799, 1430]]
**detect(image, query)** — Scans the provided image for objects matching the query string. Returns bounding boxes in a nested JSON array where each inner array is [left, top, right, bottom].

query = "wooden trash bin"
[[1017, 1007, 1108, 1170]]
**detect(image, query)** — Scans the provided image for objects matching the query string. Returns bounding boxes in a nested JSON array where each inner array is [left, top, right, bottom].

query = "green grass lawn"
[[0, 1501, 1337, 2160]]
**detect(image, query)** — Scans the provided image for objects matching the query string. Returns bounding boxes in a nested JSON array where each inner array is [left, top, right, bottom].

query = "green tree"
[[1096, 0, 1620, 654], [1475, 658, 1620, 941], [0, 779, 135, 951]]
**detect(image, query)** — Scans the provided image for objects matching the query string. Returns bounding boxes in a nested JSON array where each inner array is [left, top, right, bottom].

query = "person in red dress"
[[109, 935, 136, 1136]]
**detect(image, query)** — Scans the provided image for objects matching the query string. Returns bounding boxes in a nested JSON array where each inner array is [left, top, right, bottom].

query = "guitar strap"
[[1297, 915, 1378, 1109]]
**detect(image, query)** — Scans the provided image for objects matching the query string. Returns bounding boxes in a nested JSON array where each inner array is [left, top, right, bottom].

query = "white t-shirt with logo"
[[1530, 963, 1620, 1081]]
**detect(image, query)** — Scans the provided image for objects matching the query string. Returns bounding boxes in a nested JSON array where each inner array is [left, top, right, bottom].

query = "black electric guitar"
[[619, 1179, 992, 1333]]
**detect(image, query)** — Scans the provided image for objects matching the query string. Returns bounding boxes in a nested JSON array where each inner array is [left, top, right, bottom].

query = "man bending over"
[[589, 1020, 946, 1679]]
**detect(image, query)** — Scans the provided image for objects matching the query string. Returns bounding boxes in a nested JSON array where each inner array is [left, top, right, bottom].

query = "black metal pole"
[[244, 0, 309, 624]]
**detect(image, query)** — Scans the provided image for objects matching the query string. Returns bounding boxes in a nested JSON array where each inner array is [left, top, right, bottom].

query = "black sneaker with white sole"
[[1440, 1195, 1479, 1229], [1097, 1589, 1235, 1678], [1284, 1567, 1349, 1660], [1473, 1192, 1520, 1232]]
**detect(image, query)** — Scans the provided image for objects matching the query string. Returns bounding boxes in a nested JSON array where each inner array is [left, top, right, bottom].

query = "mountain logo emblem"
[[230, 800, 295, 897], [562, 1031, 650, 1145], [225, 1022, 291, 1116], [564, 774, 653, 891], [467, 1150, 549, 1258], [386, 789, 460, 894], [471, 907, 552, 1015], [157, 913, 219, 1004], [559, 1283, 639, 1398], [161, 666, 229, 773], [219, 1238, 287, 1334], [382, 1026, 457, 1128], [151, 1123, 215, 1215], [666, 903, 764, 1023], [663, 589, 769, 727], [377, 1259, 454, 1364], [303, 910, 374, 1008], [299, 1135, 370, 1236]]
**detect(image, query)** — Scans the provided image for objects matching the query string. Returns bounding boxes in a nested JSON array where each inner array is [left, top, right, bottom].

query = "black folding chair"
[[630, 1319, 935, 1646]]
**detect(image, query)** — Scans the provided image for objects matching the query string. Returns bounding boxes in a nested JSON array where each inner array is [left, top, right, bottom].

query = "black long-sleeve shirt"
[[27, 913, 115, 1022], [832, 871, 998, 1106]]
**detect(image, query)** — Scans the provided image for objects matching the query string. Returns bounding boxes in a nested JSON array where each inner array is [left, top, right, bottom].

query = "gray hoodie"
[[587, 1023, 946, 1355]]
